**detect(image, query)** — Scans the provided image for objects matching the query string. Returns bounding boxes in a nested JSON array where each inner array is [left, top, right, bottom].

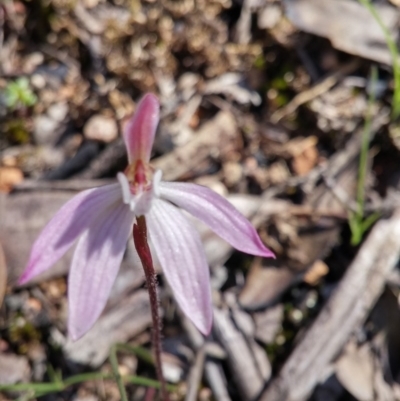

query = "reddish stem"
[[133, 215, 169, 401]]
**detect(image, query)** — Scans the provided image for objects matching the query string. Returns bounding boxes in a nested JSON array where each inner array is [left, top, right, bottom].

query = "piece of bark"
[[180, 314, 232, 401], [204, 363, 231, 401], [284, 0, 399, 65], [335, 341, 374, 401], [228, 297, 272, 381], [253, 304, 284, 345], [213, 307, 269, 401], [260, 209, 400, 401], [370, 288, 400, 383], [61, 290, 152, 367], [239, 261, 297, 309], [185, 347, 206, 401]]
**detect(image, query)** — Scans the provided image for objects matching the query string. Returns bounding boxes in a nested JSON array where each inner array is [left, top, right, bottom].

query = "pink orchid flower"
[[19, 93, 275, 341]]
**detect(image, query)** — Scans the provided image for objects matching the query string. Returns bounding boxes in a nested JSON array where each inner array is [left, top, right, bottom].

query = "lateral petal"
[[68, 202, 134, 340], [19, 184, 121, 285], [159, 182, 275, 258], [123, 93, 160, 163], [146, 199, 212, 335]]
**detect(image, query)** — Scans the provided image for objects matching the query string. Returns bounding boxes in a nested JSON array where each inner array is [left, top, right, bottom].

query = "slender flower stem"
[[133, 215, 169, 401]]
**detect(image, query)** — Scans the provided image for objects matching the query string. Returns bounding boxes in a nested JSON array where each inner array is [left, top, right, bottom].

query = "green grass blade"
[[358, 0, 400, 119]]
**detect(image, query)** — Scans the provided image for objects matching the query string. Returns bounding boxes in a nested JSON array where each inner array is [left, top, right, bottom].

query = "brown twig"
[[180, 314, 231, 401], [270, 60, 361, 123]]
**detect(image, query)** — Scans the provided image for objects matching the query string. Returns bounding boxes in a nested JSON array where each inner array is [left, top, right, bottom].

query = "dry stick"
[[270, 60, 360, 124], [14, 179, 115, 192], [213, 307, 268, 401], [184, 346, 206, 401], [133, 215, 169, 401], [259, 208, 400, 401], [181, 315, 232, 401]]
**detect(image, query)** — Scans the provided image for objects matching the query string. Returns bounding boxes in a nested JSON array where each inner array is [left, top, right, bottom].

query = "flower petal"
[[68, 202, 134, 340], [123, 93, 160, 163], [18, 184, 121, 285], [146, 199, 212, 335], [159, 182, 275, 258]]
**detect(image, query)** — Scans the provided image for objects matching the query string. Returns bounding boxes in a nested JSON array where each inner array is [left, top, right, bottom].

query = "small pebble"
[[47, 102, 69, 122], [83, 114, 118, 143]]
